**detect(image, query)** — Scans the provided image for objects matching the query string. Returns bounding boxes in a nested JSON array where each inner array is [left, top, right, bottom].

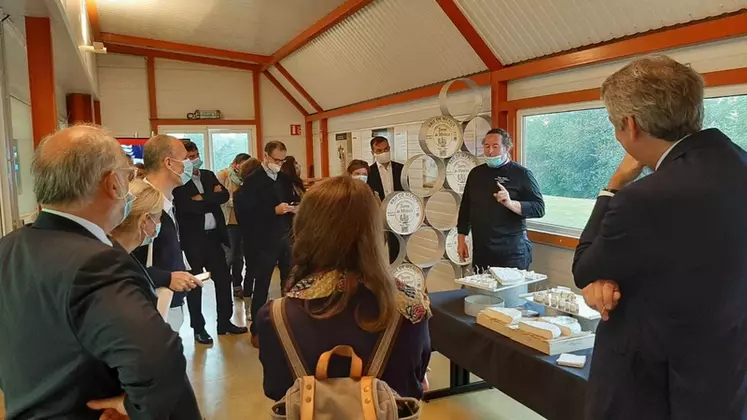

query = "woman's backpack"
[[269, 298, 421, 420]]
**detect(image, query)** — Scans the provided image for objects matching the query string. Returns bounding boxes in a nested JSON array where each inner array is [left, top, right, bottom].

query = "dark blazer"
[[257, 288, 431, 401], [0, 212, 200, 420], [173, 169, 230, 255], [133, 209, 186, 308], [234, 168, 295, 254], [367, 161, 404, 200], [573, 129, 747, 420]]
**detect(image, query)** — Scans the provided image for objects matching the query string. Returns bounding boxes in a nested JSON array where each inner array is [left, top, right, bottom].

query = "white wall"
[[259, 74, 306, 174], [97, 53, 150, 137], [155, 59, 254, 120]]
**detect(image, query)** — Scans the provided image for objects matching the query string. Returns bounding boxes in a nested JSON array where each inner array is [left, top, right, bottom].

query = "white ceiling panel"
[[96, 0, 346, 56], [266, 67, 316, 114], [280, 0, 487, 110], [456, 0, 747, 64]]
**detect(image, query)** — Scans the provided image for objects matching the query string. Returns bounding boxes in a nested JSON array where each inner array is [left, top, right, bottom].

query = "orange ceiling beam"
[[263, 71, 310, 117], [306, 72, 491, 121], [275, 63, 323, 113], [263, 0, 375, 70], [105, 44, 260, 71], [102, 33, 271, 65], [85, 0, 102, 42], [493, 11, 747, 82], [253, 71, 263, 160], [435, 0, 502, 70]]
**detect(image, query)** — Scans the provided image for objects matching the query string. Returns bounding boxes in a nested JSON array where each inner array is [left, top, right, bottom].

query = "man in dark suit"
[[133, 135, 201, 335], [235, 140, 295, 347], [0, 126, 201, 419], [366, 136, 405, 264], [174, 140, 247, 343], [366, 136, 404, 201], [573, 56, 747, 419]]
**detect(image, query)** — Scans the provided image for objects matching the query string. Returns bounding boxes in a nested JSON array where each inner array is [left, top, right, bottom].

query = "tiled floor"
[[0, 274, 545, 420]]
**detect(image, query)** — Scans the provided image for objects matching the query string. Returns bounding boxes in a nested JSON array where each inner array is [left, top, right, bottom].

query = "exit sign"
[[290, 124, 302, 136]]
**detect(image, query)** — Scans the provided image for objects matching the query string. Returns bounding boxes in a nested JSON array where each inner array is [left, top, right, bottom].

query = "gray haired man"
[[0, 125, 201, 419]]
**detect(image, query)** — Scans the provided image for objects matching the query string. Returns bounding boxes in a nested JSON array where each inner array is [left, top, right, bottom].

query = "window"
[[520, 92, 747, 237], [210, 131, 250, 171], [158, 126, 253, 171], [166, 132, 206, 159]]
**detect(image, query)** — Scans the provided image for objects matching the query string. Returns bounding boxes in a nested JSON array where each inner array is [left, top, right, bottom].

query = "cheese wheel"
[[542, 317, 582, 336], [519, 320, 561, 339], [483, 307, 522, 324]]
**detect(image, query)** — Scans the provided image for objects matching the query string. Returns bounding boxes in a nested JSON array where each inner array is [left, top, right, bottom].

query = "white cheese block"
[[519, 320, 561, 339], [557, 353, 587, 368], [483, 307, 522, 324], [542, 317, 582, 336], [490, 267, 525, 284]]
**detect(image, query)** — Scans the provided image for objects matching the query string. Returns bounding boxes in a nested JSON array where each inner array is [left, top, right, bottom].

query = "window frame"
[[515, 84, 747, 243]]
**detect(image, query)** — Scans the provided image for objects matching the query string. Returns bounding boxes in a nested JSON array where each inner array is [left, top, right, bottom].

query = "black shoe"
[[217, 322, 248, 335], [194, 330, 214, 345]]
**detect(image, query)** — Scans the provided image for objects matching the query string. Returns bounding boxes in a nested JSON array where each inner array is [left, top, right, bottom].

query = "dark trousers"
[[226, 225, 246, 289], [184, 230, 234, 331], [473, 237, 533, 271], [248, 237, 292, 335]]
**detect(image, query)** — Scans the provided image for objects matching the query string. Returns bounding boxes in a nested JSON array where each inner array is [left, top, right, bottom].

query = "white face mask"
[[168, 159, 193, 185], [375, 151, 391, 165], [353, 174, 368, 183], [267, 162, 281, 174]]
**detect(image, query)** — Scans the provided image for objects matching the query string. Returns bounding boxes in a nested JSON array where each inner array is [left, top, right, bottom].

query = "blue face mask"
[[141, 215, 162, 247], [171, 159, 194, 185], [121, 192, 136, 224], [485, 154, 509, 168], [191, 158, 203, 170], [353, 174, 368, 183]]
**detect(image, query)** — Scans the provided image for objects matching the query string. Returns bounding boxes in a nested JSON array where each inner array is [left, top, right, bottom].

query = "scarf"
[[287, 270, 431, 324], [228, 166, 243, 187]]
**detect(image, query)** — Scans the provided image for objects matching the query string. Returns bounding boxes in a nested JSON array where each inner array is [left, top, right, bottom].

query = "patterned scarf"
[[228, 166, 243, 187], [287, 270, 431, 324]]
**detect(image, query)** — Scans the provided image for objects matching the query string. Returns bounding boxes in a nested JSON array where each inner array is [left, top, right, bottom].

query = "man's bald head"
[[143, 135, 186, 173], [33, 125, 128, 206]]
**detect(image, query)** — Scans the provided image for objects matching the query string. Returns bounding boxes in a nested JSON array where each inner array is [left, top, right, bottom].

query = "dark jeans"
[[226, 225, 245, 289], [248, 237, 292, 335], [184, 230, 234, 332]]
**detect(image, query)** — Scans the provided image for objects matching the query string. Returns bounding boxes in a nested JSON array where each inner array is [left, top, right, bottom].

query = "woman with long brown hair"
[[256, 176, 431, 400]]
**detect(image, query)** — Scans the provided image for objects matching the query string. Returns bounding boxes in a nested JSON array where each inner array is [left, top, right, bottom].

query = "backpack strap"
[[270, 298, 307, 379], [367, 314, 402, 378]]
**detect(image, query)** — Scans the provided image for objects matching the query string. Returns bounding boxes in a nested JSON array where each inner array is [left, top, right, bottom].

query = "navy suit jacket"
[[0, 212, 200, 419], [173, 169, 230, 255], [133, 209, 185, 308], [573, 128, 747, 420]]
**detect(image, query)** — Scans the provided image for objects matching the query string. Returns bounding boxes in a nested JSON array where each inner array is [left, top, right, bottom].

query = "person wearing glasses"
[[0, 125, 201, 420], [234, 141, 296, 347]]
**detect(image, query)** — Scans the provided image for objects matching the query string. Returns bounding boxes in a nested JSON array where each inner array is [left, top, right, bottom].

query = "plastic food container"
[[464, 295, 505, 317]]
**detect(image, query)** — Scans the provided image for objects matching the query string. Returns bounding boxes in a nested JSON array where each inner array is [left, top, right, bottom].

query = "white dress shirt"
[[42, 209, 112, 246], [192, 173, 218, 231], [377, 162, 394, 197]]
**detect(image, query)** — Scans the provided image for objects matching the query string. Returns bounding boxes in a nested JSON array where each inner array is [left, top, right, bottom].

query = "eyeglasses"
[[268, 155, 286, 165], [114, 167, 138, 183]]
